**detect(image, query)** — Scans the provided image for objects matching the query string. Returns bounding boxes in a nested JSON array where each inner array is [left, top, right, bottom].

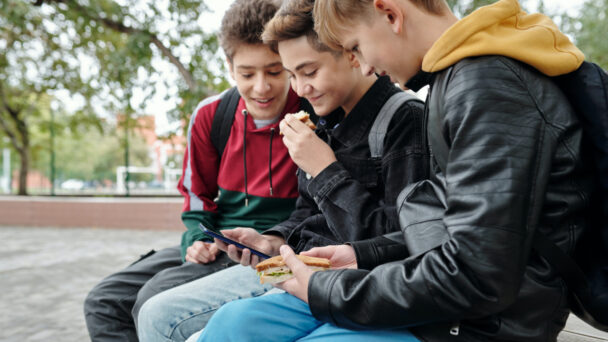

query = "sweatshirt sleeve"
[[177, 97, 222, 260], [307, 58, 556, 329]]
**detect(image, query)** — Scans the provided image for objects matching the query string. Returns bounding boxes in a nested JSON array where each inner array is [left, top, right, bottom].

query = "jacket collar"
[[405, 71, 434, 92], [329, 76, 399, 147]]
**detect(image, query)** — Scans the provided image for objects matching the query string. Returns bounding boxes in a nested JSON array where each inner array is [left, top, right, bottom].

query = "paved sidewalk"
[[1, 226, 607, 342], [0, 226, 180, 342]]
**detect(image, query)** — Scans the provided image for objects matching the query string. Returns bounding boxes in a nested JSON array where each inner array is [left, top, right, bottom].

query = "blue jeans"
[[137, 264, 272, 342], [198, 293, 419, 342]]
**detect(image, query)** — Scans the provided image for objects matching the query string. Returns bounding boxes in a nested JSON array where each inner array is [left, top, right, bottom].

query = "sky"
[[150, 0, 586, 133]]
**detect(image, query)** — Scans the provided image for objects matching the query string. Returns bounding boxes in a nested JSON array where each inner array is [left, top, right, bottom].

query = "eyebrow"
[[237, 62, 284, 70], [284, 61, 317, 73]]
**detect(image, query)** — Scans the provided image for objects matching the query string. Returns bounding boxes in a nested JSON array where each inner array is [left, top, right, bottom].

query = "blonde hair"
[[262, 0, 340, 56], [313, 0, 448, 50]]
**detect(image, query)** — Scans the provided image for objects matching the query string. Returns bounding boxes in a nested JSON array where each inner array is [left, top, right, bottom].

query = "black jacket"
[[307, 57, 593, 341], [264, 76, 430, 252]]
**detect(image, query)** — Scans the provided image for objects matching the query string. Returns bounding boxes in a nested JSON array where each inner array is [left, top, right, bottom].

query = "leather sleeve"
[[308, 57, 558, 329], [349, 232, 408, 270]]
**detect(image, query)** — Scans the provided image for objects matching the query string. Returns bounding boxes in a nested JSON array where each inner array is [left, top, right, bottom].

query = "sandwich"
[[280, 110, 316, 135], [293, 110, 317, 130], [255, 254, 330, 284]]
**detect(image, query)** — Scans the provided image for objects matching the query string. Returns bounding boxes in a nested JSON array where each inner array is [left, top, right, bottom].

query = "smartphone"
[[198, 223, 271, 259]]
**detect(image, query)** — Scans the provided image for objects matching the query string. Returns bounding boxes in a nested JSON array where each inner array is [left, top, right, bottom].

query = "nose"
[[359, 61, 375, 77], [291, 77, 311, 97], [254, 74, 271, 94]]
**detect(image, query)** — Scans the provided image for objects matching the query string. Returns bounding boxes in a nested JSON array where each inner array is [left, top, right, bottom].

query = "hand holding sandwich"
[[274, 245, 317, 303], [280, 113, 336, 178], [273, 244, 358, 303]]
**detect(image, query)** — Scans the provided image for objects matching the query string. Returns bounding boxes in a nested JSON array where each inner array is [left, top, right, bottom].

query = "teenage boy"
[[199, 0, 592, 341], [136, 0, 429, 341], [83, 1, 302, 341]]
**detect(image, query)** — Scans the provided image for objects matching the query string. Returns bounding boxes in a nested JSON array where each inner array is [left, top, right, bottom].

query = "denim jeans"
[[197, 292, 419, 342], [84, 246, 235, 342], [137, 264, 273, 342]]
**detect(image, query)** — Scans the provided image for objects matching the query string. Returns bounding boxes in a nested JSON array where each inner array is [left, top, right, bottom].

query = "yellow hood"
[[422, 0, 584, 76]]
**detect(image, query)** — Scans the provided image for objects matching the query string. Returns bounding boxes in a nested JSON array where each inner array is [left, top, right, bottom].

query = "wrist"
[[310, 157, 337, 178]]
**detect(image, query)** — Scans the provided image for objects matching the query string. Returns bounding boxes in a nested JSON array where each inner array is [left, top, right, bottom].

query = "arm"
[[263, 170, 322, 242], [307, 59, 555, 328], [177, 99, 223, 260], [309, 100, 429, 242]]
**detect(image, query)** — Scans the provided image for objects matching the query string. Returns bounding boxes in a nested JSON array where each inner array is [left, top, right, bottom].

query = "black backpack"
[[429, 61, 608, 331], [209, 87, 316, 157]]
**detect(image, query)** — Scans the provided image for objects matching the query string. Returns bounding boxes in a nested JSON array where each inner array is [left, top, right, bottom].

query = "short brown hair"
[[219, 0, 282, 62], [262, 0, 338, 56], [314, 0, 448, 50]]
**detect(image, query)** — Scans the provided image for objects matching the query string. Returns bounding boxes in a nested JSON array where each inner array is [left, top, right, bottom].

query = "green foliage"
[[32, 118, 152, 183], [561, 0, 608, 69], [1, 0, 229, 194], [446, 0, 537, 16]]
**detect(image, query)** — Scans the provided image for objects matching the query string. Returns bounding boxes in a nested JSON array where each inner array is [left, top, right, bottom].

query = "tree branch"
[[0, 87, 23, 152], [38, 0, 197, 90]]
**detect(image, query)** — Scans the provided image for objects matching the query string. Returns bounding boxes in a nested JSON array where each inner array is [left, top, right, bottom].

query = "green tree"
[[446, 0, 538, 17], [561, 0, 608, 69], [32, 118, 152, 187], [0, 0, 229, 195]]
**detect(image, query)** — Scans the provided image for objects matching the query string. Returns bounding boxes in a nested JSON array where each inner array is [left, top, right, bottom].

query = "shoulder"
[[386, 92, 425, 127], [444, 56, 544, 93], [188, 89, 232, 134]]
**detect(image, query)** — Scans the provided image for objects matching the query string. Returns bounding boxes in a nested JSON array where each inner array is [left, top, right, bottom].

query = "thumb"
[[280, 245, 306, 275]]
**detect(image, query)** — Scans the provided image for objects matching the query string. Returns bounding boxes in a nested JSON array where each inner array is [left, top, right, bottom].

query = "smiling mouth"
[[308, 94, 323, 102], [256, 98, 273, 104]]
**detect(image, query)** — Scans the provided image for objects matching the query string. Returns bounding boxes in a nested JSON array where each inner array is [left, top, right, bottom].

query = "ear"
[[345, 51, 361, 68], [373, 0, 404, 35], [226, 57, 236, 80]]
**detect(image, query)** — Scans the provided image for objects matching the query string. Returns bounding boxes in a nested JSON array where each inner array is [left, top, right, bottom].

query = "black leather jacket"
[[307, 57, 592, 341], [265, 76, 430, 252]]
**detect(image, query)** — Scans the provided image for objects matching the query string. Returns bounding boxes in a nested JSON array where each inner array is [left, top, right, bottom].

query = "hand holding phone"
[[199, 224, 271, 259]]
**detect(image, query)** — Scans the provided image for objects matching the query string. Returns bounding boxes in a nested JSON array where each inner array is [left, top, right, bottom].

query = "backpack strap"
[[369, 91, 420, 159], [210, 87, 241, 158]]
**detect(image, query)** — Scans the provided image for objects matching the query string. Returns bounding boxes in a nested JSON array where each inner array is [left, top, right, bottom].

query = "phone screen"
[[198, 224, 271, 259]]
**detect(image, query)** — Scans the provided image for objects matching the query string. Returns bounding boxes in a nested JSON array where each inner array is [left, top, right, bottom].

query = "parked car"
[[60, 179, 85, 190]]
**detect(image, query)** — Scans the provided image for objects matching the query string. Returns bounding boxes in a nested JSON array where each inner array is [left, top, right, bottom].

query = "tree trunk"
[[17, 148, 28, 196]]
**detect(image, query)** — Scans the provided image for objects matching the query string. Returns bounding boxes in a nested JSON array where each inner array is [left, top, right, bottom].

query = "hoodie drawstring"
[[242, 109, 249, 207], [269, 128, 275, 196]]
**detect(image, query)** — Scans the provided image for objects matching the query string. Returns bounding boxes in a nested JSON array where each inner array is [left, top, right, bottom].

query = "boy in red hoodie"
[[83, 1, 303, 341]]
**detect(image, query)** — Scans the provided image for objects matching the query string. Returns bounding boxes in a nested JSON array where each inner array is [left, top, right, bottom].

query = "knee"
[[137, 292, 167, 329], [84, 282, 107, 315], [132, 285, 156, 325], [212, 298, 257, 324]]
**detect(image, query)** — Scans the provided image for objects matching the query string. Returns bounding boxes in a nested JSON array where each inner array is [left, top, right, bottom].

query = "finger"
[[214, 238, 229, 252], [280, 245, 307, 277], [250, 254, 260, 267], [279, 118, 297, 137], [284, 114, 308, 133], [226, 244, 242, 263], [301, 246, 335, 259], [208, 242, 219, 256], [221, 228, 241, 239], [240, 248, 252, 266], [185, 254, 199, 264], [196, 246, 212, 263]]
